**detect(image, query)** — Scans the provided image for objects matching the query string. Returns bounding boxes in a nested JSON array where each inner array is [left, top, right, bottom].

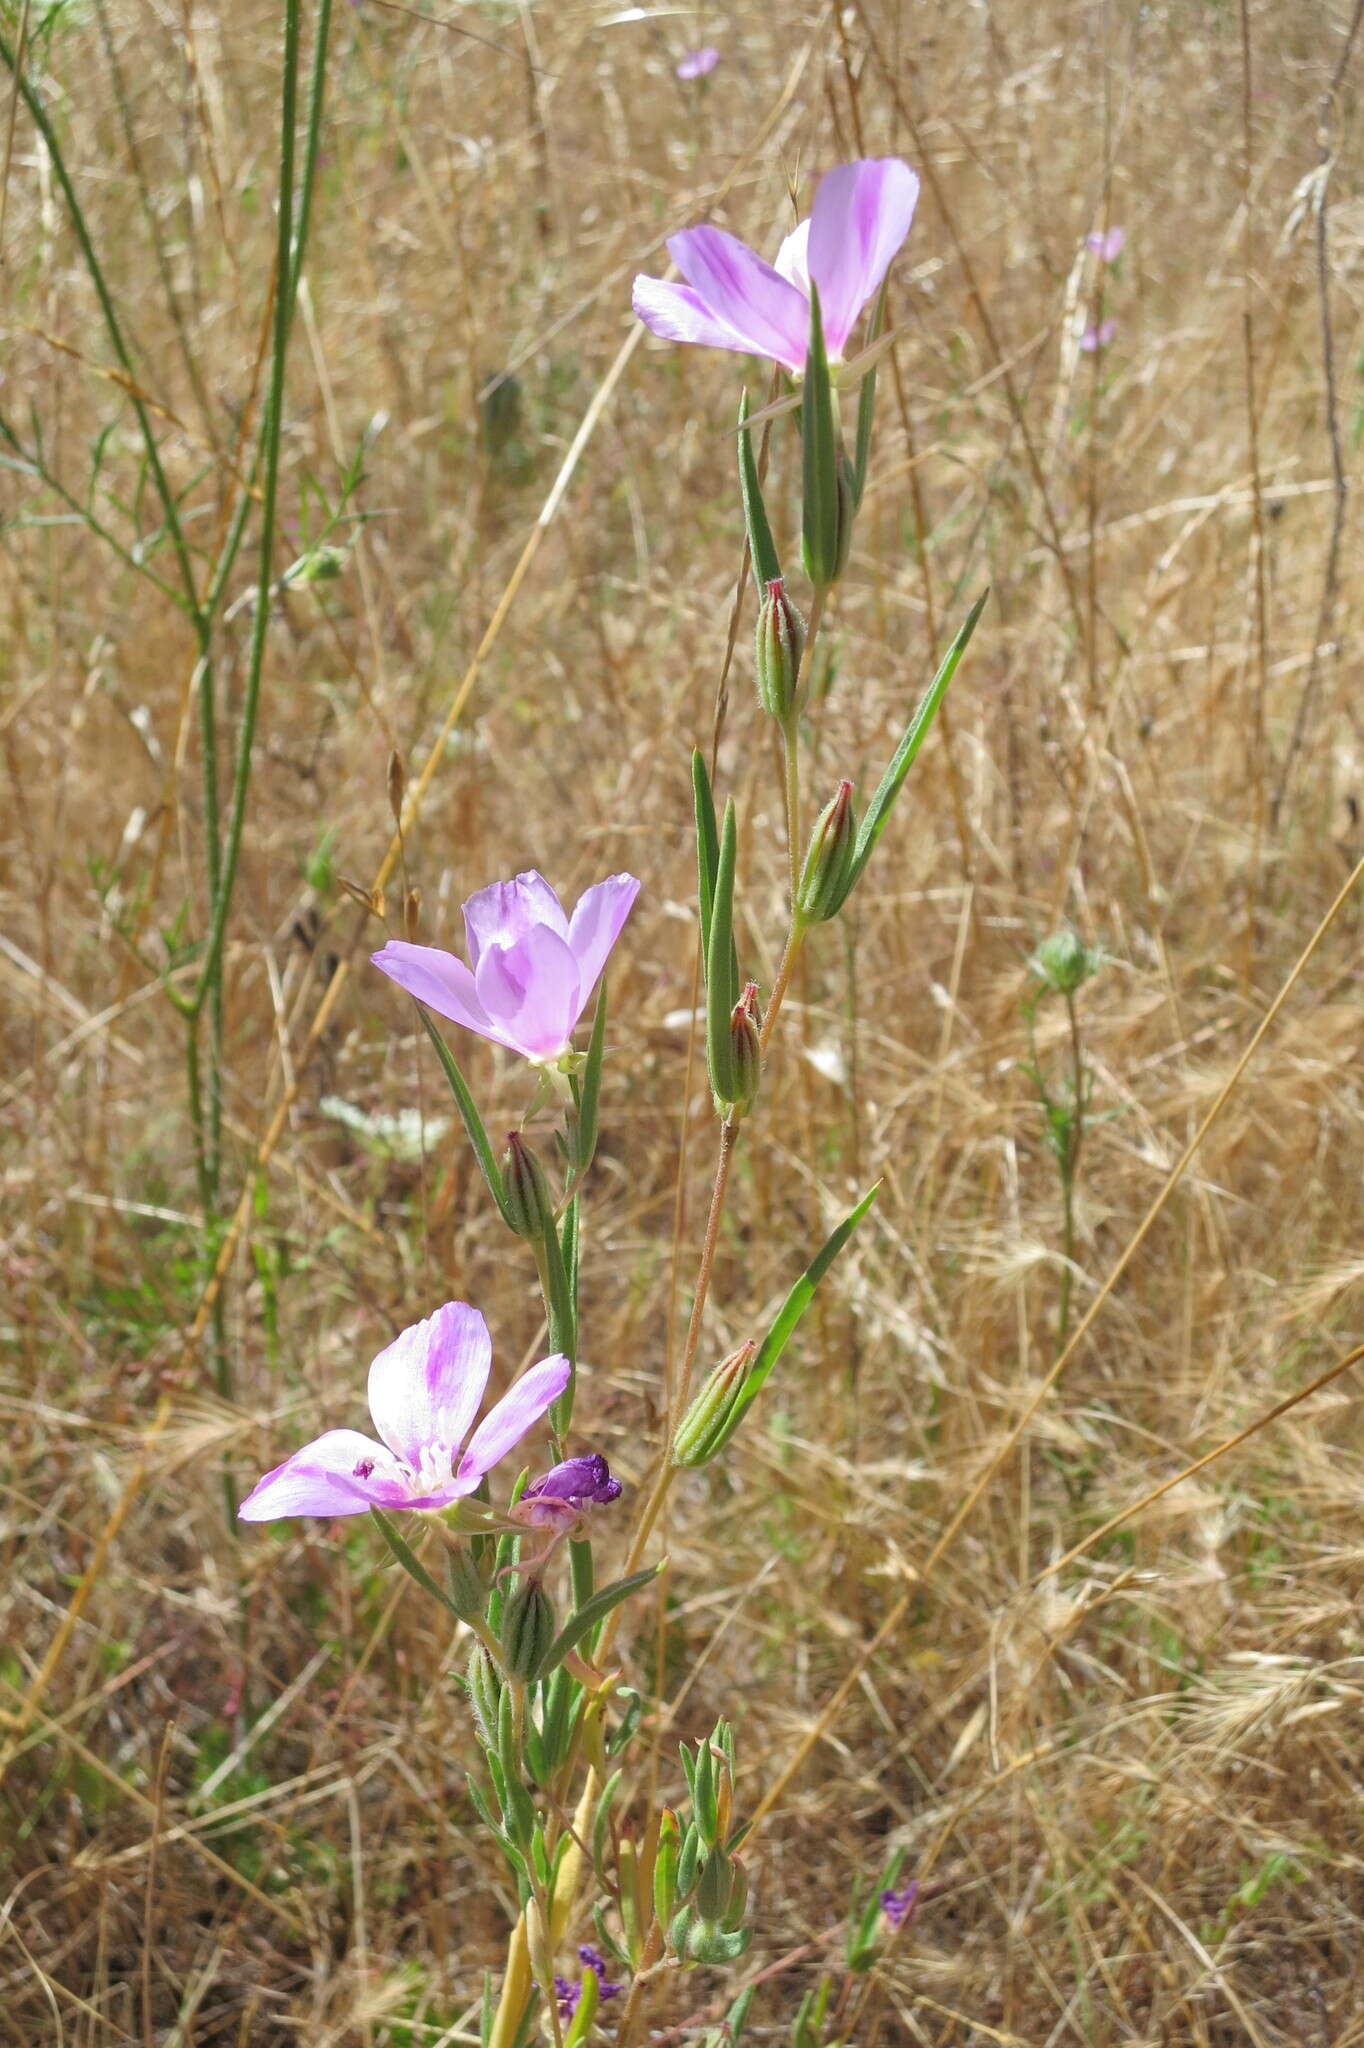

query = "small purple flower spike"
[[556, 1948, 623, 2019], [1085, 225, 1126, 262], [633, 157, 920, 375], [238, 1302, 569, 1521], [880, 1879, 920, 1932], [516, 1453, 623, 1529], [676, 45, 719, 79], [372, 869, 640, 1066], [1079, 317, 1117, 353]]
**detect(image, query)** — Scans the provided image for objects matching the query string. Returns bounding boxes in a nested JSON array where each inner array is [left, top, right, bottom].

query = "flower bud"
[[501, 1131, 556, 1242], [796, 780, 857, 924], [725, 982, 762, 1120], [696, 1845, 736, 1922], [673, 1340, 757, 1468], [754, 578, 807, 726], [1030, 929, 1100, 996], [499, 1577, 557, 1681], [465, 1641, 501, 1748], [447, 1542, 492, 1623]]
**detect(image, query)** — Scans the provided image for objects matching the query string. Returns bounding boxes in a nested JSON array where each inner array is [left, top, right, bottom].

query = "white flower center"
[[408, 1442, 454, 1494]]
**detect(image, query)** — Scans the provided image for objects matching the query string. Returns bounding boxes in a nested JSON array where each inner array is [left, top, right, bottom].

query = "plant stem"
[[1056, 988, 1086, 1353]]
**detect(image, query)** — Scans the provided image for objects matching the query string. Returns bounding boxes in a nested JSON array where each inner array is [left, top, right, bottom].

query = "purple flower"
[[1085, 225, 1126, 262], [556, 1948, 623, 2020], [1079, 317, 1117, 353], [880, 1880, 920, 1931], [372, 869, 640, 1066], [516, 1453, 623, 1529], [238, 1302, 569, 1521], [633, 157, 920, 375], [676, 45, 720, 79]]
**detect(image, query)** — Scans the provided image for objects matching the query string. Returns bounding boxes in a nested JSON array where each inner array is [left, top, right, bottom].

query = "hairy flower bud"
[[501, 1131, 556, 1242], [1031, 928, 1100, 996], [673, 1340, 757, 1468], [796, 780, 857, 924], [725, 982, 762, 1120], [754, 578, 807, 725], [499, 1577, 557, 1682]]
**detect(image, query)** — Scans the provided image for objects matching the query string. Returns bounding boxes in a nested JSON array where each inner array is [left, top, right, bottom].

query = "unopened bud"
[[796, 780, 857, 924], [754, 578, 807, 726], [673, 1339, 757, 1468], [284, 543, 347, 586], [448, 1542, 491, 1623], [724, 982, 762, 1120], [1031, 928, 1100, 996], [387, 749, 406, 822], [499, 1577, 557, 1682], [403, 886, 421, 940], [501, 1131, 555, 1241]]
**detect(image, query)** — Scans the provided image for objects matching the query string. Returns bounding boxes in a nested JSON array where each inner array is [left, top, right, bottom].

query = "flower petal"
[[367, 1301, 493, 1467], [807, 158, 919, 358], [474, 924, 583, 1059], [457, 1353, 572, 1482], [462, 872, 568, 971], [238, 1429, 407, 1521], [667, 224, 810, 372], [371, 941, 510, 1048], [633, 276, 768, 358], [773, 218, 811, 295], [566, 873, 640, 1000]]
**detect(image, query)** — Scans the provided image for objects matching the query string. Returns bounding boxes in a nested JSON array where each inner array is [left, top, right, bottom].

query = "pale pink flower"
[[239, 1302, 569, 1521], [676, 45, 719, 79], [1080, 318, 1117, 352], [632, 157, 920, 375], [1085, 226, 1126, 262]]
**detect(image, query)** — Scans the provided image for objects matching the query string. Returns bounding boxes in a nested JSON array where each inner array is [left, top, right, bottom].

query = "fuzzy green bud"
[[754, 578, 807, 725], [448, 1542, 492, 1623], [1030, 928, 1100, 996], [796, 779, 858, 924], [465, 1642, 501, 1750], [501, 1131, 556, 1241], [725, 982, 762, 1121], [499, 1577, 557, 1682], [673, 1340, 757, 1468], [696, 1845, 736, 1922]]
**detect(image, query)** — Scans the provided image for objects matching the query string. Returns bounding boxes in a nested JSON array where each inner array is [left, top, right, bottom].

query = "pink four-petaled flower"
[[238, 1301, 569, 1521], [372, 869, 640, 1065], [632, 157, 920, 376], [676, 46, 719, 80]]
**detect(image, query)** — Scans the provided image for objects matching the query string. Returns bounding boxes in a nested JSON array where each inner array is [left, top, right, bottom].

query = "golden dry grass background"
[[4, 0, 1364, 2041]]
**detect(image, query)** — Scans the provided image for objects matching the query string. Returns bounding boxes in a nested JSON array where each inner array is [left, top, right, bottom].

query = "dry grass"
[[4, 0, 1364, 2040]]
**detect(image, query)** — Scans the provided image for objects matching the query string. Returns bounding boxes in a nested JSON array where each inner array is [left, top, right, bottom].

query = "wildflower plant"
[[236, 155, 984, 2044]]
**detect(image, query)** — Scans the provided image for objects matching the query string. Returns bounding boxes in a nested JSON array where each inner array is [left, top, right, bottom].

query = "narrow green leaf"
[[545, 1562, 664, 1670], [370, 1507, 462, 1618], [852, 279, 889, 510], [569, 982, 607, 1181], [737, 388, 781, 591], [693, 748, 721, 961], [800, 282, 839, 589], [849, 590, 988, 886], [543, 1209, 577, 1433], [416, 1005, 512, 1224], [706, 798, 739, 1105]]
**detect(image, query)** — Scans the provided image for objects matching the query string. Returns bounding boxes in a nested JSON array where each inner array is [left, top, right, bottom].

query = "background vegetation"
[[4, 0, 1364, 2040]]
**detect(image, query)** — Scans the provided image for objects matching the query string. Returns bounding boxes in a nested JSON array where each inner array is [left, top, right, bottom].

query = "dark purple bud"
[[517, 1453, 623, 1527], [755, 577, 807, 726], [880, 1879, 920, 1932]]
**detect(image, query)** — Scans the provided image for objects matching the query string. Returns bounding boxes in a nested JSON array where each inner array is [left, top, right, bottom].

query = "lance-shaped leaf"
[[851, 278, 889, 511], [544, 1561, 664, 1670], [417, 1005, 512, 1225], [693, 749, 721, 960], [543, 1209, 577, 1436], [567, 982, 608, 1183], [705, 797, 740, 1108], [849, 590, 988, 889], [370, 1507, 464, 1619], [737, 388, 781, 592], [800, 282, 840, 589]]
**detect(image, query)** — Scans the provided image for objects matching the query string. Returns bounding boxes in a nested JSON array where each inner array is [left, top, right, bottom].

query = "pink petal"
[[774, 218, 811, 295], [474, 924, 583, 1059], [667, 225, 810, 373], [462, 872, 568, 971], [676, 45, 719, 80], [807, 158, 919, 358], [371, 941, 508, 1048], [367, 1302, 492, 1468], [633, 276, 772, 358], [238, 1429, 408, 1521], [566, 873, 640, 1000], [457, 1354, 571, 1482]]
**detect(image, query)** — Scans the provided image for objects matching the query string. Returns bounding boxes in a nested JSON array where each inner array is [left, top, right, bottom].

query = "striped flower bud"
[[673, 1340, 757, 1468], [726, 982, 762, 1120], [796, 779, 857, 924], [754, 578, 807, 726], [501, 1131, 556, 1242], [499, 1577, 557, 1681]]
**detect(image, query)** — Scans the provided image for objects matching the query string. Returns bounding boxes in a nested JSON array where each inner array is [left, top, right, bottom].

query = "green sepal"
[[800, 282, 839, 589], [851, 278, 889, 510], [849, 590, 987, 889], [369, 1507, 462, 1619], [705, 798, 740, 1108], [544, 1561, 664, 1670], [737, 387, 781, 591], [417, 1005, 512, 1225]]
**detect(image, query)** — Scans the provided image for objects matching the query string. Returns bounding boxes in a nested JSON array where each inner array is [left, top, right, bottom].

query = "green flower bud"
[[466, 1641, 501, 1749], [696, 1845, 736, 1922], [499, 1577, 557, 1682], [672, 1340, 757, 1468], [796, 780, 857, 924], [501, 1131, 556, 1241], [755, 578, 807, 726], [723, 982, 762, 1121], [1030, 928, 1101, 996], [448, 1542, 492, 1623], [283, 543, 347, 585]]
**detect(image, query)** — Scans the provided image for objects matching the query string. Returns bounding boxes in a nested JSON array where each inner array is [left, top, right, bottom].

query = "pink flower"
[[632, 157, 920, 375], [676, 45, 719, 79], [372, 869, 640, 1065], [239, 1302, 569, 1521], [1079, 317, 1117, 353], [1085, 226, 1126, 262]]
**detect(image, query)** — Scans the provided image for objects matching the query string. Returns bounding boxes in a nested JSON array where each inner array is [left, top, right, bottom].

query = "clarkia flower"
[[238, 1301, 569, 1521], [372, 869, 640, 1066], [880, 1879, 920, 1932], [676, 45, 719, 79], [516, 1452, 622, 1529], [1085, 225, 1126, 261], [632, 157, 920, 376], [1080, 317, 1117, 353]]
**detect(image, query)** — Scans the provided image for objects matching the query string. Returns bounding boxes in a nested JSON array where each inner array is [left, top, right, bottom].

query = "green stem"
[[1056, 989, 1086, 1353]]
